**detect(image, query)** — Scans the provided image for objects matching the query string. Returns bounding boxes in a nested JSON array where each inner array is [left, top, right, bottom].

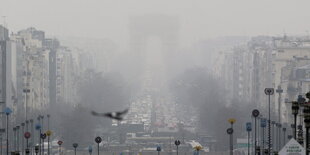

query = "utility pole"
[[265, 88, 274, 155]]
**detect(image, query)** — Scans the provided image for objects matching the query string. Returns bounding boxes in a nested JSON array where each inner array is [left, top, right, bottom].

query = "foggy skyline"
[[1, 0, 310, 48]]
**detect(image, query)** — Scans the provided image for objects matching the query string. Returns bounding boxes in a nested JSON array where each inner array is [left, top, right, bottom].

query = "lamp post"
[[252, 110, 260, 155], [4, 107, 12, 155], [265, 88, 274, 155], [292, 101, 299, 139], [46, 130, 52, 155], [228, 118, 236, 155]]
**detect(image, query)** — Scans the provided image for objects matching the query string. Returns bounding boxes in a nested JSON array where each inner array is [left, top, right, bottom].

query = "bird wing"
[[116, 108, 129, 116], [91, 111, 107, 117]]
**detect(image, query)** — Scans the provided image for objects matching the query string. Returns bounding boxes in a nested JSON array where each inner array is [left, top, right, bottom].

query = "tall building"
[[43, 38, 60, 107], [55, 47, 78, 105], [218, 35, 310, 124]]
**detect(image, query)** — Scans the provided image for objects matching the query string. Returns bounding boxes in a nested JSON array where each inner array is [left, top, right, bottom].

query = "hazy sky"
[[1, 0, 310, 46]]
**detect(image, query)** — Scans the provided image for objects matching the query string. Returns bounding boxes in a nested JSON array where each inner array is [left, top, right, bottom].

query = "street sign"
[[46, 130, 52, 136], [35, 124, 41, 130], [246, 122, 252, 132], [88, 146, 92, 153], [35, 146, 39, 153], [279, 139, 305, 155], [57, 141, 63, 146], [227, 128, 233, 134], [40, 133, 46, 139], [252, 109, 260, 117], [228, 118, 236, 124], [24, 132, 31, 139], [156, 146, 161, 152], [25, 149, 30, 154], [261, 118, 267, 128], [95, 136, 102, 143], [175, 140, 180, 146], [73, 143, 78, 148], [264, 88, 274, 95], [4, 107, 12, 115], [0, 128, 5, 133]]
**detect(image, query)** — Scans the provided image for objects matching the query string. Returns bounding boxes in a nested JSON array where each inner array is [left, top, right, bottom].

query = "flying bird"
[[91, 108, 129, 121]]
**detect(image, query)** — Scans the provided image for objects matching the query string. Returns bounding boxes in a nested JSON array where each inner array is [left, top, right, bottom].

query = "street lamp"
[[265, 88, 274, 155], [228, 118, 236, 155], [46, 130, 52, 155], [4, 107, 12, 155], [252, 109, 260, 155], [292, 101, 299, 139]]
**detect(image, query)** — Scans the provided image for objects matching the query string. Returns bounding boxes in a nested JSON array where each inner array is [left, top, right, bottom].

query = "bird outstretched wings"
[[91, 108, 129, 121]]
